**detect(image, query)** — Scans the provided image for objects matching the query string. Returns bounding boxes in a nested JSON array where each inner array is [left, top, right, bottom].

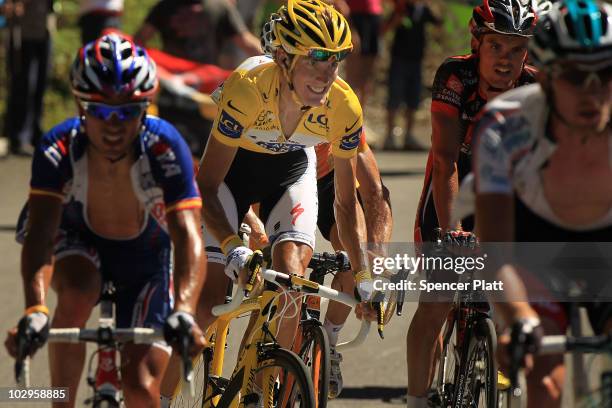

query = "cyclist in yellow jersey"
[[159, 0, 373, 403]]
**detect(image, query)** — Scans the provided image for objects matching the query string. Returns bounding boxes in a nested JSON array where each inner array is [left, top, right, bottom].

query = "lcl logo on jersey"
[[339, 127, 362, 151], [218, 110, 244, 139], [306, 113, 329, 129]]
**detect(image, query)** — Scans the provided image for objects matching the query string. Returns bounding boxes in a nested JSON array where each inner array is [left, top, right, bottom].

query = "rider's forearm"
[[360, 184, 393, 246], [432, 159, 460, 231], [335, 198, 368, 272], [169, 213, 205, 315], [21, 234, 54, 308], [201, 187, 241, 248]]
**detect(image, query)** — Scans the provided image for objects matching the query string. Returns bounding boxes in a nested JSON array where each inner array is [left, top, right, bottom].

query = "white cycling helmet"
[[529, 0, 612, 69]]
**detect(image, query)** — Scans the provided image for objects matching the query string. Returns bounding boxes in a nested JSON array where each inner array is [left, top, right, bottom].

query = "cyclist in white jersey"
[[471, 1, 612, 406]]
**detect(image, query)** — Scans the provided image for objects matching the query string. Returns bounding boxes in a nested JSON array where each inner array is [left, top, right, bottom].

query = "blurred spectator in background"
[[134, 0, 261, 68], [339, 0, 381, 107], [78, 0, 124, 44], [382, 0, 442, 151], [134, 0, 259, 158], [1, 0, 53, 156]]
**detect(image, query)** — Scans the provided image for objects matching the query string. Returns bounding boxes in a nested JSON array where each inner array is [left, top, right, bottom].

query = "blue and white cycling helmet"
[[70, 32, 158, 101], [529, 0, 612, 69]]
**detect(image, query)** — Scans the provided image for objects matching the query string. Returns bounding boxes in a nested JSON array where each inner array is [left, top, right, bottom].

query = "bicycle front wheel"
[[296, 323, 330, 408], [172, 347, 214, 408], [218, 347, 315, 408], [455, 317, 497, 408]]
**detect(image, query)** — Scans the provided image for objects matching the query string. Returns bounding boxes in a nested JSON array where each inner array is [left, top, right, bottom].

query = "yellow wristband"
[[25, 304, 49, 316], [353, 269, 371, 282], [221, 234, 243, 256]]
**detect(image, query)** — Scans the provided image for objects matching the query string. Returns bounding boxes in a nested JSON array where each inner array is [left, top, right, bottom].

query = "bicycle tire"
[[93, 397, 120, 408], [454, 317, 497, 408], [217, 347, 315, 408], [172, 348, 212, 408], [434, 314, 461, 406], [296, 323, 330, 408]]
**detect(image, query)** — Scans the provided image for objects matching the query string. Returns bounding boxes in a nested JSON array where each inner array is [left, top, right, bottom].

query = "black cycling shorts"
[[317, 170, 364, 242]]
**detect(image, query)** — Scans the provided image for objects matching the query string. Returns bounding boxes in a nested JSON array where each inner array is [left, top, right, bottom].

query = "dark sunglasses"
[[554, 65, 612, 89], [80, 101, 149, 121], [307, 48, 351, 62]]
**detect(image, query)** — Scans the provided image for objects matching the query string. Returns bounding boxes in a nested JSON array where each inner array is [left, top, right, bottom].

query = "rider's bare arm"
[[334, 156, 367, 272], [21, 195, 63, 308], [356, 147, 392, 246], [431, 110, 462, 231], [167, 208, 205, 315], [197, 136, 239, 245], [476, 194, 538, 323], [243, 205, 269, 250]]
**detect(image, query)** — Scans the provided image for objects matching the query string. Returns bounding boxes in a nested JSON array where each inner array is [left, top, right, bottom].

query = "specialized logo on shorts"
[[290, 203, 305, 226], [256, 141, 306, 153], [446, 74, 464, 95], [218, 110, 244, 139], [339, 127, 362, 151]]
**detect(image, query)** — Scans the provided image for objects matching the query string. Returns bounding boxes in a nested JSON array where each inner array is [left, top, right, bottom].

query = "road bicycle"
[[171, 250, 371, 408], [428, 233, 498, 408], [15, 281, 195, 408]]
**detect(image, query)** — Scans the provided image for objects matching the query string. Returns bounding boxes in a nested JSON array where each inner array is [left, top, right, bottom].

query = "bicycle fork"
[[87, 282, 122, 406]]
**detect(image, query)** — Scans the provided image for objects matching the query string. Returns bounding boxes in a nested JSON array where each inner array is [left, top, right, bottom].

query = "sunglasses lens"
[[601, 66, 612, 83], [309, 49, 331, 61], [308, 49, 350, 62], [558, 66, 612, 88], [337, 50, 350, 61], [84, 102, 146, 121]]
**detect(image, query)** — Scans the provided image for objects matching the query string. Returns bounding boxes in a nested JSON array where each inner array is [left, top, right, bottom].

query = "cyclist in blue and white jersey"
[[4, 32, 206, 408]]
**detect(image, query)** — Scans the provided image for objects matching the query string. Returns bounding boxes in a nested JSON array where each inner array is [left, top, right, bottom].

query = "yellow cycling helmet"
[[272, 0, 353, 56]]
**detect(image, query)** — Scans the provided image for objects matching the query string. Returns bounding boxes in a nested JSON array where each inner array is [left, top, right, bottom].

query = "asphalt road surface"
[[0, 147, 429, 407]]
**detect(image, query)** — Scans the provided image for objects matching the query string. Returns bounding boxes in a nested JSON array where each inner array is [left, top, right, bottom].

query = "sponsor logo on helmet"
[[218, 110, 244, 139], [339, 127, 362, 151]]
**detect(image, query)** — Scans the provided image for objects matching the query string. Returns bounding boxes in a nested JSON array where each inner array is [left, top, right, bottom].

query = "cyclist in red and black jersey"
[[406, 1, 538, 405]]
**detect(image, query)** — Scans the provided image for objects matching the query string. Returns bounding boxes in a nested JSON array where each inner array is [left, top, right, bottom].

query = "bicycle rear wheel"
[[217, 347, 315, 408], [454, 317, 497, 408], [296, 323, 330, 408]]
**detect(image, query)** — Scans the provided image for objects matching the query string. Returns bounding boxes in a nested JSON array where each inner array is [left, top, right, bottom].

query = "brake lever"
[[371, 291, 386, 339], [394, 268, 409, 316], [244, 250, 264, 296], [509, 323, 526, 396], [177, 316, 195, 397]]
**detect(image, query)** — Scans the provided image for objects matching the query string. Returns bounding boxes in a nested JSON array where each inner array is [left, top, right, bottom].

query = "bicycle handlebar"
[[15, 327, 194, 394], [509, 333, 612, 395], [213, 268, 360, 315], [539, 334, 612, 355], [47, 327, 165, 344], [211, 268, 371, 348]]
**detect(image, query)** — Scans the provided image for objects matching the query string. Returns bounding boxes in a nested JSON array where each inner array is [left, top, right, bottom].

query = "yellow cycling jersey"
[[210, 56, 363, 158]]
